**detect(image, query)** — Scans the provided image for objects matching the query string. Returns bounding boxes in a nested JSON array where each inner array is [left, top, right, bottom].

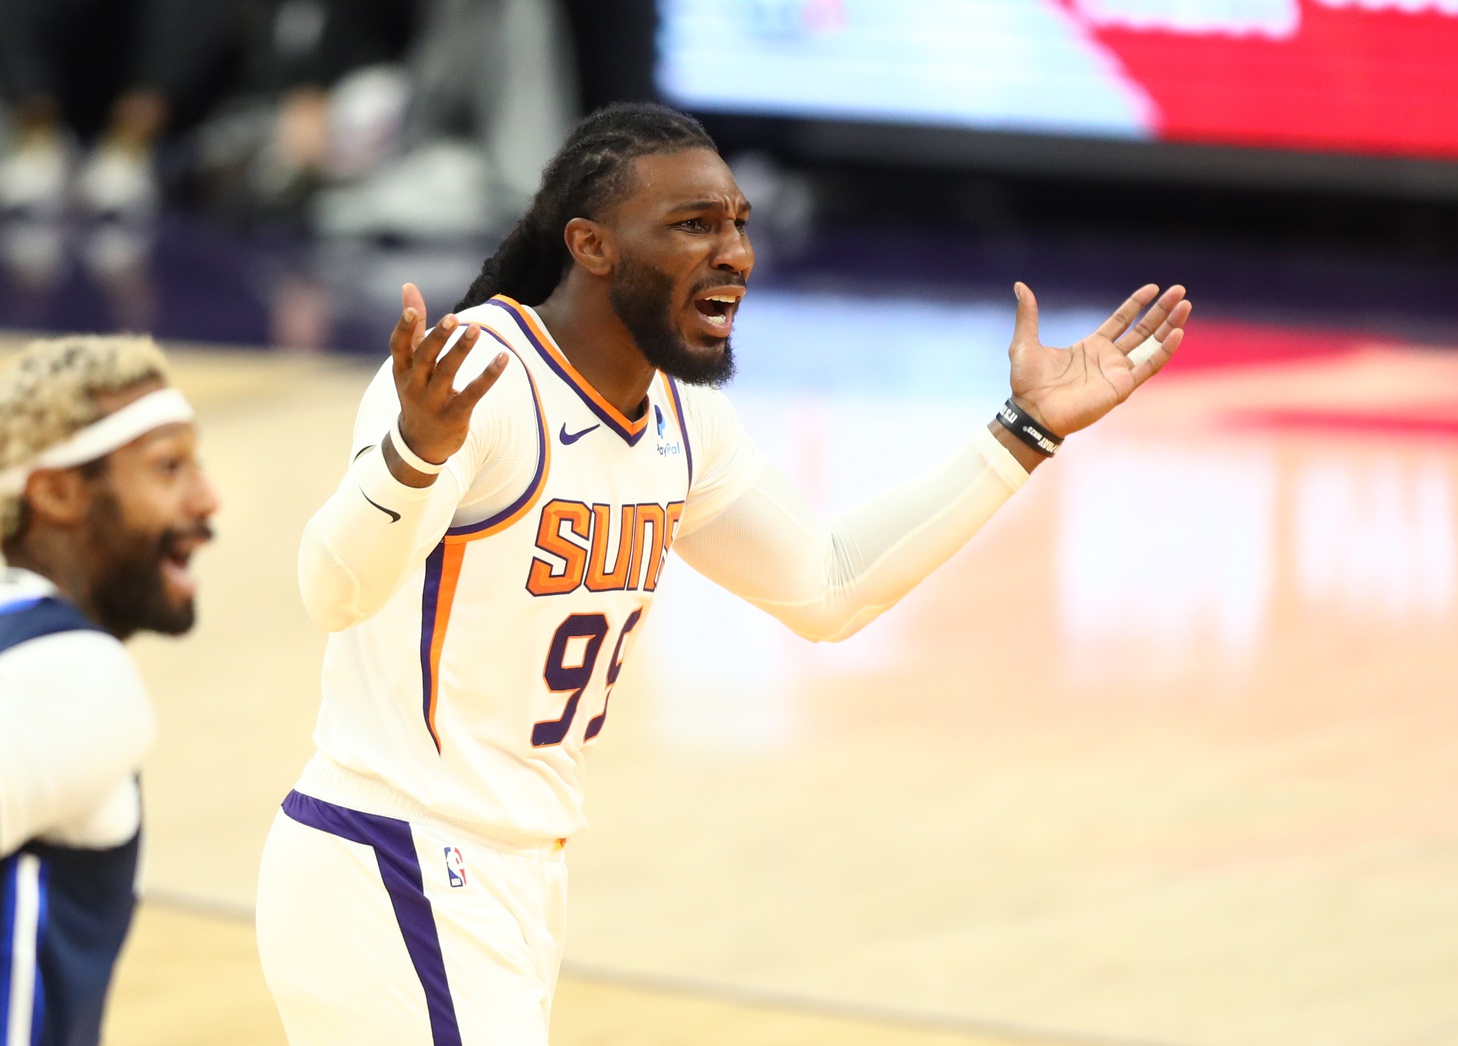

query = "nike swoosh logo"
[[560, 423, 600, 445], [361, 490, 401, 523]]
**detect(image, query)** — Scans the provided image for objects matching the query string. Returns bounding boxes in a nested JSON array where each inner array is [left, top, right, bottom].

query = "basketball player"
[[0, 335, 216, 1046], [257, 103, 1191, 1045]]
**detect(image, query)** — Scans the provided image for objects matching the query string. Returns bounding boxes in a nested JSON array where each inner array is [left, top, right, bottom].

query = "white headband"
[[0, 387, 196, 496]]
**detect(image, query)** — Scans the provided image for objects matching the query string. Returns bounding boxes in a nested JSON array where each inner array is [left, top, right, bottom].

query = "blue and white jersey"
[[0, 569, 154, 1046]]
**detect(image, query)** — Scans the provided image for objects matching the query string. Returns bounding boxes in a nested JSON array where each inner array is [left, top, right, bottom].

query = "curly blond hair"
[[0, 334, 172, 541]]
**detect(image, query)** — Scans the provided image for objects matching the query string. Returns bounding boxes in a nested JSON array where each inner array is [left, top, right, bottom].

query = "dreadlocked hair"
[[456, 102, 717, 311]]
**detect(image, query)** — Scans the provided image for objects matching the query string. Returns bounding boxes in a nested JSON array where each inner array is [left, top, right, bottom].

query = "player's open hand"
[[1005, 282, 1191, 438], [388, 283, 508, 471]]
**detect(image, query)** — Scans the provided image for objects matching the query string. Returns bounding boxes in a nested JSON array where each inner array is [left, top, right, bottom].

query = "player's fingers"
[[1096, 284, 1159, 343], [1115, 285, 1185, 353], [1129, 325, 1184, 386], [1127, 300, 1194, 365], [402, 282, 431, 354], [390, 303, 423, 376], [409, 313, 460, 388], [432, 323, 481, 392], [454, 351, 510, 414], [1150, 298, 1193, 344], [1010, 282, 1040, 349]]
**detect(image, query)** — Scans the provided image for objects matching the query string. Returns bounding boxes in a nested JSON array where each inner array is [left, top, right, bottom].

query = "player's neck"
[[535, 284, 655, 421], [4, 531, 105, 628]]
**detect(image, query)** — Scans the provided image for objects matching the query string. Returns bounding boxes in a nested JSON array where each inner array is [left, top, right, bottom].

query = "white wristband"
[[388, 415, 447, 475]]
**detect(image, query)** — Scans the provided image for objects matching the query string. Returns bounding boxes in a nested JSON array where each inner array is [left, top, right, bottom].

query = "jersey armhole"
[[443, 342, 551, 543], [674, 389, 769, 537], [661, 373, 695, 490]]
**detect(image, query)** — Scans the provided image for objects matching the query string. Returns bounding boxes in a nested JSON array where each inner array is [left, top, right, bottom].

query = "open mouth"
[[160, 549, 196, 600], [692, 288, 744, 335], [159, 531, 210, 600]]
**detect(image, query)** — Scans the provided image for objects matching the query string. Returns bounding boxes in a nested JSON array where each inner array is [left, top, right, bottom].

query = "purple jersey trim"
[[280, 791, 462, 1046], [445, 338, 547, 538], [665, 376, 694, 489], [419, 545, 446, 753], [485, 299, 649, 447]]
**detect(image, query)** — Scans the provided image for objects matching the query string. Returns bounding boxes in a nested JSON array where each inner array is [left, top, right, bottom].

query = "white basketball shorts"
[[255, 790, 568, 1046]]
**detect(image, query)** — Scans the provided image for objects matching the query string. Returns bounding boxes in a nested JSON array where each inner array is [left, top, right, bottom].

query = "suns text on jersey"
[[526, 499, 685, 596]]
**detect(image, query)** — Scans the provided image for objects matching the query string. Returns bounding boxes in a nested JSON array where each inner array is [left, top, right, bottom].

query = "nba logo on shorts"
[[444, 847, 467, 888]]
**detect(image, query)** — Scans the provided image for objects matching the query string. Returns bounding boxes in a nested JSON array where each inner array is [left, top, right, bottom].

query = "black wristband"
[[995, 398, 1063, 457]]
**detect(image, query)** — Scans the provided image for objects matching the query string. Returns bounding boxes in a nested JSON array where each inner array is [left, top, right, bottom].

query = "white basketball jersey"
[[310, 295, 756, 842]]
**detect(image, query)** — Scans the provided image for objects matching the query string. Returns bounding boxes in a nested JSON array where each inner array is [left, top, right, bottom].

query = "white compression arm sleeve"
[[673, 426, 1028, 643], [0, 632, 154, 857], [297, 341, 537, 633], [297, 447, 464, 632]]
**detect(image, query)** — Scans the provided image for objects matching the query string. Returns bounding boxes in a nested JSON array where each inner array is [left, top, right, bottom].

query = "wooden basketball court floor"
[[9, 317, 1456, 1046]]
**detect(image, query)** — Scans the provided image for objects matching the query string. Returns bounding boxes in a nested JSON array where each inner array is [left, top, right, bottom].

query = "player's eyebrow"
[[667, 198, 752, 215]]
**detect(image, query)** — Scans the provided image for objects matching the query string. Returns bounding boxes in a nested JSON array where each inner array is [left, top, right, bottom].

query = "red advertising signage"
[[1065, 0, 1458, 158], [659, 0, 1458, 161]]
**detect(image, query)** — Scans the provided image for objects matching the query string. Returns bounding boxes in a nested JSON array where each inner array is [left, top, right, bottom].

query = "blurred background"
[[1, 2, 1455, 1045]]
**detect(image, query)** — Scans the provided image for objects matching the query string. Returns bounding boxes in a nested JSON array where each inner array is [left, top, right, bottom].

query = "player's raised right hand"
[[386, 282, 508, 485]]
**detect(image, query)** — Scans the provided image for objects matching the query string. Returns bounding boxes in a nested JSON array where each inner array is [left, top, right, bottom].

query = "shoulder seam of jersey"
[[0, 597, 105, 656]]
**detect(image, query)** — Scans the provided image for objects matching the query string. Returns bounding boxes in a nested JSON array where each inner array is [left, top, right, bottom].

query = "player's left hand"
[[1006, 282, 1191, 437]]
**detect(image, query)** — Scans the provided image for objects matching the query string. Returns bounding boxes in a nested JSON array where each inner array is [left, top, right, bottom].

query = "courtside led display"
[[657, 0, 1458, 160]]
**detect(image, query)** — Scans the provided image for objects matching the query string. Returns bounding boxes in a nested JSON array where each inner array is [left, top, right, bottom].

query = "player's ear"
[[563, 217, 615, 277], [22, 468, 93, 529]]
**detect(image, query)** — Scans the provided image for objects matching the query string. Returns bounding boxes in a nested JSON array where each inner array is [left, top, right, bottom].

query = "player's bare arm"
[[991, 282, 1192, 471], [383, 282, 509, 488]]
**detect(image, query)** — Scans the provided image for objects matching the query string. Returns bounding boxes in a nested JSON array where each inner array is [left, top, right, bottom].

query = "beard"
[[608, 255, 736, 388], [86, 488, 208, 640]]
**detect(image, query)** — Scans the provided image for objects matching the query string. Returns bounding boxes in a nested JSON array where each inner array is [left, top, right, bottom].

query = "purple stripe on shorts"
[[281, 791, 462, 1046]]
